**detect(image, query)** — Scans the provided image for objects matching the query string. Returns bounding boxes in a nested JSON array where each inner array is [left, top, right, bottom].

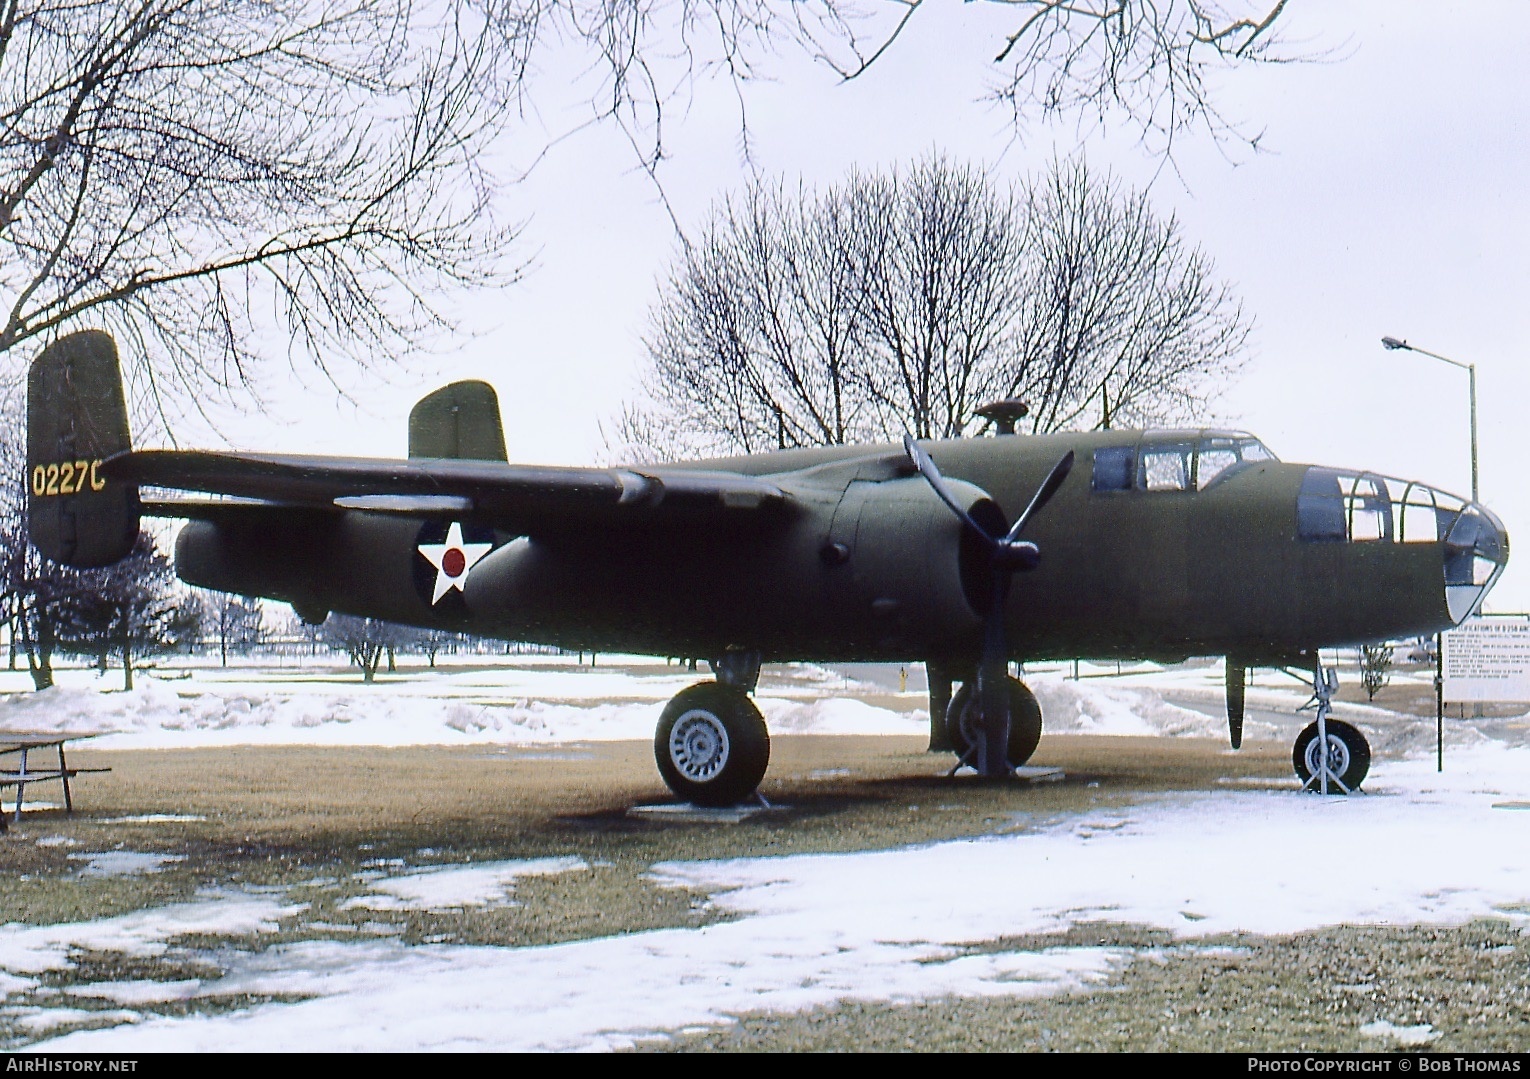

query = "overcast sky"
[[194, 2, 1530, 608]]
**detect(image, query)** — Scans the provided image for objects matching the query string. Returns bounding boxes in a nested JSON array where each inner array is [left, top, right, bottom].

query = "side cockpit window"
[[1198, 436, 1275, 489], [1141, 444, 1194, 491], [1298, 468, 1394, 542]]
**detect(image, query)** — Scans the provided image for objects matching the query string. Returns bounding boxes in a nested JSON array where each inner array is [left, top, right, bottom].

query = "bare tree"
[[485, 1, 1295, 171], [974, 1, 1292, 160], [635, 178, 884, 457], [199, 590, 264, 667], [997, 156, 1251, 433], [626, 158, 1030, 458], [0, 389, 68, 688], [621, 153, 1250, 459], [53, 531, 194, 690], [856, 159, 1032, 441], [320, 613, 415, 683], [0, 1, 522, 412], [1360, 642, 1394, 702]]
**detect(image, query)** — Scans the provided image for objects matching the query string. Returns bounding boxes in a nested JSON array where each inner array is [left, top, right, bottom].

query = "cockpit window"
[[1198, 436, 1275, 489], [1141, 444, 1194, 491], [1091, 433, 1277, 495]]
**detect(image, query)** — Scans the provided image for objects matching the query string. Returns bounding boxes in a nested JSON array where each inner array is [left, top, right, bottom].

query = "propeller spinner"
[[903, 435, 1074, 777]]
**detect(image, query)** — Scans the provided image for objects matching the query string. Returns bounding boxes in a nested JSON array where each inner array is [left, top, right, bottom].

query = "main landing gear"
[[1290, 662, 1371, 794], [902, 435, 1074, 780], [945, 675, 1043, 774], [653, 651, 770, 807]]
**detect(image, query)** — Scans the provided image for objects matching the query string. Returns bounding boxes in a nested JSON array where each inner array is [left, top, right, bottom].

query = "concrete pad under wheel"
[[951, 764, 1066, 782], [626, 801, 789, 823]]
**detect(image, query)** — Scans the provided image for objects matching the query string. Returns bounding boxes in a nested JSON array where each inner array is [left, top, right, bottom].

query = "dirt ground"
[[3, 730, 1528, 1051]]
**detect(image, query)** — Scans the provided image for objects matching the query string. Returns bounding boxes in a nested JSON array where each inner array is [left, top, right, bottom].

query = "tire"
[[1292, 718, 1370, 793], [946, 677, 1044, 768], [654, 682, 770, 807]]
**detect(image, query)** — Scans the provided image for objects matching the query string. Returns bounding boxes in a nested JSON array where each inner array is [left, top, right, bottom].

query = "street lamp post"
[[1382, 336, 1484, 755], [1381, 336, 1478, 504]]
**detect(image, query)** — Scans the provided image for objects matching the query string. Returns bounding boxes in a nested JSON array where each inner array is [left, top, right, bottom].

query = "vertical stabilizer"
[[27, 330, 140, 567], [408, 380, 508, 461]]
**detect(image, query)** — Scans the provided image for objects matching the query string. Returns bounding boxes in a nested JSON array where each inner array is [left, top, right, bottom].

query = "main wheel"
[[947, 677, 1043, 768], [1292, 718, 1370, 793], [654, 683, 771, 807]]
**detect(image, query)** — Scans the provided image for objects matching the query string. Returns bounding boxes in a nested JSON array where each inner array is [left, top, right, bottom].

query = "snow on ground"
[[339, 857, 590, 913], [0, 657, 1292, 749], [0, 659, 937, 747], [1, 658, 1527, 1051], [6, 743, 1528, 1052]]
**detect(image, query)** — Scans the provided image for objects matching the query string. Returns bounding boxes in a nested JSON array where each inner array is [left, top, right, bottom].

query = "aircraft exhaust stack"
[[26, 330, 140, 568]]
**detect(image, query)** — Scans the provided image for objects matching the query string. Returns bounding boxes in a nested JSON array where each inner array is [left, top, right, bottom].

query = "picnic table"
[[0, 731, 111, 827]]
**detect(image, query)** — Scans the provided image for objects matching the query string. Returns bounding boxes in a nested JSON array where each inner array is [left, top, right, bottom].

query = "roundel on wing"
[[413, 520, 497, 617]]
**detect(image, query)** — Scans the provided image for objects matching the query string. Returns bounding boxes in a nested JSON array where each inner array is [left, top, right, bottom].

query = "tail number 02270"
[[31, 459, 107, 497]]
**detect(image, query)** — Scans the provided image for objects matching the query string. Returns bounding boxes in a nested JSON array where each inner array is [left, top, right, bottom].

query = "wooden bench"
[[0, 732, 111, 827]]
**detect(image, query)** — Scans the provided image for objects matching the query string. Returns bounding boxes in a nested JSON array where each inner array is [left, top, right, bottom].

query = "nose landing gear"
[[1291, 662, 1371, 794]]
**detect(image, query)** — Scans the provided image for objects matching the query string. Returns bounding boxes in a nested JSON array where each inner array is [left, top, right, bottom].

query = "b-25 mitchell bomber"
[[27, 331, 1509, 804]]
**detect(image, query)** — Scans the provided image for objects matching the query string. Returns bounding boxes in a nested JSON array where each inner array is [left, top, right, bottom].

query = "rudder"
[[27, 330, 140, 567]]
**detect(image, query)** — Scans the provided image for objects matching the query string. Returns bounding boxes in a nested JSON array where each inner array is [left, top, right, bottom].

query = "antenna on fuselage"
[[974, 399, 1030, 436]]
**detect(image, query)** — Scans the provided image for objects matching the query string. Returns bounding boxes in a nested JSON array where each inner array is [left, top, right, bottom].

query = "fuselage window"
[[1140, 445, 1193, 492], [1297, 468, 1348, 541], [1348, 476, 1394, 542], [1091, 446, 1137, 491]]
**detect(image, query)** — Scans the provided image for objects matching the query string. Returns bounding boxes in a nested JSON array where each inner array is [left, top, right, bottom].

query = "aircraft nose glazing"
[[1442, 502, 1509, 623], [1296, 467, 1509, 624]]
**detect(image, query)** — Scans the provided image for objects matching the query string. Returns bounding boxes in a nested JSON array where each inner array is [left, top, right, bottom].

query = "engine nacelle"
[[802, 474, 991, 659]]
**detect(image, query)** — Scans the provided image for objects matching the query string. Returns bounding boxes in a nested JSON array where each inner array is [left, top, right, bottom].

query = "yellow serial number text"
[[31, 459, 107, 497]]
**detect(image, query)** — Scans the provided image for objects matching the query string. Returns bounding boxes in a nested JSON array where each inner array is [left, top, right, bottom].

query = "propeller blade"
[[903, 434, 999, 546], [1004, 450, 1075, 544]]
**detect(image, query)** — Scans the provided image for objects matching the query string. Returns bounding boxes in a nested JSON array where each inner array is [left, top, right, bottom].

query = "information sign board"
[[1442, 615, 1530, 702]]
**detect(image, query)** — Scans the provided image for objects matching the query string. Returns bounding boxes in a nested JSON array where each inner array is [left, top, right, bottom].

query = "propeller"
[[903, 435, 1074, 776]]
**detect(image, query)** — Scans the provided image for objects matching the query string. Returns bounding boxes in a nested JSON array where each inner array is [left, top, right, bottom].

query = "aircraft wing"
[[108, 450, 791, 533]]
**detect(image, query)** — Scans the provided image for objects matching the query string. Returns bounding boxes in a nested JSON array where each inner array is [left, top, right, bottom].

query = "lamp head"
[[1381, 336, 1408, 351]]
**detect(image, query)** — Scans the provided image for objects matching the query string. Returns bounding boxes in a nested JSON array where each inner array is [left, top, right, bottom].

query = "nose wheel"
[[1293, 717, 1370, 793]]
